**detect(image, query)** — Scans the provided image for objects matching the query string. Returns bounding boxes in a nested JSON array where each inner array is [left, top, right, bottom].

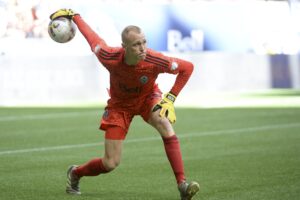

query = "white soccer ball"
[[48, 17, 76, 43]]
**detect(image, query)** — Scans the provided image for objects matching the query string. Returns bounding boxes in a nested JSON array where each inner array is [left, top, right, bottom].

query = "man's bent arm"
[[170, 59, 194, 96]]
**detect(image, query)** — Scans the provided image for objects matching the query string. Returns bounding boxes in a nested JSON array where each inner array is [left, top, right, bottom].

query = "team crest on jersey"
[[140, 76, 148, 84]]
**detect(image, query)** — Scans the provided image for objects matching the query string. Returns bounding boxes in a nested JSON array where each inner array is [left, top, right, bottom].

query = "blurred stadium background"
[[0, 0, 300, 107]]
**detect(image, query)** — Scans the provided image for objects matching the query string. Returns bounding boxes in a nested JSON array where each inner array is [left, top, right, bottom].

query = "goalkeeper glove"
[[50, 9, 78, 20], [153, 92, 177, 124]]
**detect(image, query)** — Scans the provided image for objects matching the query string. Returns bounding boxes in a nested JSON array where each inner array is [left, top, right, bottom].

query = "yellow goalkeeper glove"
[[153, 92, 177, 124], [50, 9, 78, 20]]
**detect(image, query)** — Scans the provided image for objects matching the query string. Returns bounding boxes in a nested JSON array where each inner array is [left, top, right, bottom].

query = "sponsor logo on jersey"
[[119, 83, 142, 94]]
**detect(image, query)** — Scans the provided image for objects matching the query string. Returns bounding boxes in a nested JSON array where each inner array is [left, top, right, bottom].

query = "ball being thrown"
[[48, 17, 77, 43]]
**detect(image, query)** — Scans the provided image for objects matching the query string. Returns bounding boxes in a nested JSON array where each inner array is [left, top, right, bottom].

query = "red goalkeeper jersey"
[[73, 15, 193, 108]]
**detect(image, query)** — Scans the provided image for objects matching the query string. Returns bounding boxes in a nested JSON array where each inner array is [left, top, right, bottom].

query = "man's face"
[[123, 31, 147, 62]]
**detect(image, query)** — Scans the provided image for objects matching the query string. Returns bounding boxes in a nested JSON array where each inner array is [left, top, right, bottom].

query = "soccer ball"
[[48, 17, 76, 43]]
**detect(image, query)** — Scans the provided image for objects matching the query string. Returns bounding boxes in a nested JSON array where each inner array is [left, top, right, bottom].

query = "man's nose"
[[140, 44, 145, 51]]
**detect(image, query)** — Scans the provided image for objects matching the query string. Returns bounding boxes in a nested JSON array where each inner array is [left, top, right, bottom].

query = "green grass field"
[[0, 105, 300, 200]]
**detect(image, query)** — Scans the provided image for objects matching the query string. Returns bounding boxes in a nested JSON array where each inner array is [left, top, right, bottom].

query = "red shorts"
[[99, 89, 162, 140]]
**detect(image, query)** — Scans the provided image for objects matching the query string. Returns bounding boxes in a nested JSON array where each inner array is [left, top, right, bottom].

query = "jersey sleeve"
[[148, 50, 194, 96], [73, 15, 108, 52], [73, 15, 122, 68], [169, 57, 194, 96]]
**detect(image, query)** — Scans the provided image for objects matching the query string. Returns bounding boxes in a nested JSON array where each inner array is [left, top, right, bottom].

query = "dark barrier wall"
[[270, 55, 292, 88]]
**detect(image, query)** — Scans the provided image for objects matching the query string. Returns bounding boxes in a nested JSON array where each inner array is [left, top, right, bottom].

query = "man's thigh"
[[100, 109, 134, 135]]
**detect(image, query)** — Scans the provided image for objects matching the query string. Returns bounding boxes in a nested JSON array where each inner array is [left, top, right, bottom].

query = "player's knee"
[[154, 115, 169, 128], [149, 112, 165, 127], [148, 113, 174, 137], [103, 158, 120, 171]]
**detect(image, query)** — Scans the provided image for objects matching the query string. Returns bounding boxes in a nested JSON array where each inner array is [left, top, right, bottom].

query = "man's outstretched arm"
[[50, 9, 108, 52]]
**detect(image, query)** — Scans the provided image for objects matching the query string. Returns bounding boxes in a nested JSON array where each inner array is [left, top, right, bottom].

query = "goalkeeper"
[[50, 9, 199, 200]]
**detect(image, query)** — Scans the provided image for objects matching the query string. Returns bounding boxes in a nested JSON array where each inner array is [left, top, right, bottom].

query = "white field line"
[[0, 122, 299, 156], [0, 111, 99, 122]]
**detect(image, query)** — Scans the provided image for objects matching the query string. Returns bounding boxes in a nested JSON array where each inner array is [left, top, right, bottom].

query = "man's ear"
[[122, 43, 126, 48]]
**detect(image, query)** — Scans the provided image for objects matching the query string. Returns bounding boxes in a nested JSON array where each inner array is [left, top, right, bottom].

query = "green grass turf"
[[0, 107, 299, 200]]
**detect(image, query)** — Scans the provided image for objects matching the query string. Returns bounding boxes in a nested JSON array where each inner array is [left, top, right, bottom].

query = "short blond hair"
[[121, 25, 142, 43]]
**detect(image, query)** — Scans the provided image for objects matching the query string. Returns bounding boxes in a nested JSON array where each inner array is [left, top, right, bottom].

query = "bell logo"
[[167, 29, 204, 52]]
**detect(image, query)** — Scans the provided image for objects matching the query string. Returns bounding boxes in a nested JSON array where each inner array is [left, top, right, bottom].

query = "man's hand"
[[153, 93, 177, 124], [50, 9, 78, 20]]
